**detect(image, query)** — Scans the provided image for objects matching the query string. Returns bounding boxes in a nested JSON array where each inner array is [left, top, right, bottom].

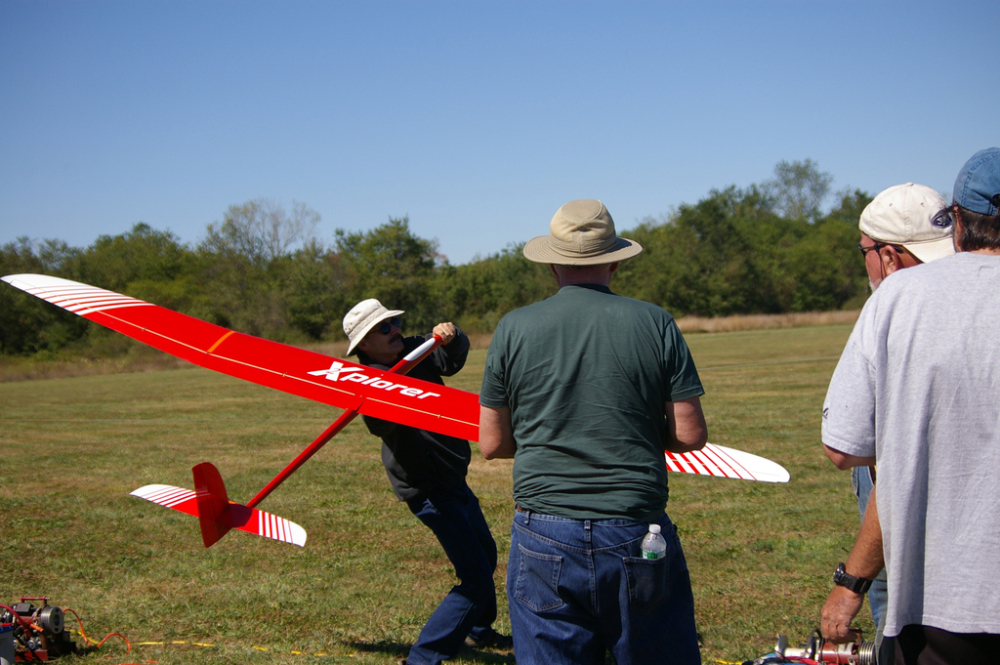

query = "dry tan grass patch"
[[675, 310, 860, 333]]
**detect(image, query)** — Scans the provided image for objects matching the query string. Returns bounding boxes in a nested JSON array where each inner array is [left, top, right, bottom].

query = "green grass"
[[0, 324, 866, 664]]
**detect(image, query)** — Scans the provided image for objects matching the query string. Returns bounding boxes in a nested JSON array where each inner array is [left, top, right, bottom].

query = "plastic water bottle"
[[640, 524, 667, 560]]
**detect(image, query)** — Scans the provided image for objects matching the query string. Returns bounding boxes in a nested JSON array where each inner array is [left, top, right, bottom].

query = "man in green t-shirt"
[[479, 199, 708, 665]]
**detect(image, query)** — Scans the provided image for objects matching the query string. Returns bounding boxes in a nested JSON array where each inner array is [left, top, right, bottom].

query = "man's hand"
[[432, 322, 457, 345], [821, 585, 865, 642]]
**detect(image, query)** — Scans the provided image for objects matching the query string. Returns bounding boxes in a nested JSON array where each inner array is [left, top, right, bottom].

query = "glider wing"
[[3, 274, 792, 485], [2, 274, 478, 441], [666, 443, 790, 483]]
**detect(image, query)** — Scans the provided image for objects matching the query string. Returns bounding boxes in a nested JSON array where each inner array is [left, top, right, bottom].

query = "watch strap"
[[834, 562, 873, 594]]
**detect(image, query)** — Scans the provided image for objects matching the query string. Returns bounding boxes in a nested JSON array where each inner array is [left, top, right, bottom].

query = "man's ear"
[[879, 246, 904, 276]]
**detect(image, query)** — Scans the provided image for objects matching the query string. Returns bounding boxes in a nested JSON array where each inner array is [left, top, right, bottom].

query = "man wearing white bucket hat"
[[479, 199, 708, 665], [343, 301, 509, 665]]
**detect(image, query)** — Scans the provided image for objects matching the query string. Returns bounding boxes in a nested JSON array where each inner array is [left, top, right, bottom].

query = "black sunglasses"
[[857, 241, 886, 258], [376, 317, 402, 334]]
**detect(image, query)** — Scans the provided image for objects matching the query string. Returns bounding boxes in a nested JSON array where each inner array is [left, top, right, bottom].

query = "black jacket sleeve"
[[359, 328, 469, 437]]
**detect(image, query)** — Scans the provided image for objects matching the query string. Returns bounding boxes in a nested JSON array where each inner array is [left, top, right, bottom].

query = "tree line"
[[1, 161, 872, 357]]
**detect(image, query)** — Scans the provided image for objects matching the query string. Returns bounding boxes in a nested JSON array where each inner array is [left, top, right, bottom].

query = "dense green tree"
[[279, 239, 350, 340], [74, 223, 189, 289], [334, 216, 442, 332], [764, 158, 834, 221], [0, 238, 89, 354], [616, 185, 793, 316], [197, 199, 320, 338], [437, 244, 553, 332], [0, 163, 878, 359]]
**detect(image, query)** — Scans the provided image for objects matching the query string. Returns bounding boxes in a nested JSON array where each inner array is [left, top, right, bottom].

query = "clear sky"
[[2, 1, 997, 266]]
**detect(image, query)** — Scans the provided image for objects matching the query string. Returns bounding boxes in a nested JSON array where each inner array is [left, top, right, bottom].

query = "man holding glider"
[[478, 199, 707, 665], [820, 148, 1000, 664], [823, 182, 954, 658], [343, 300, 509, 665]]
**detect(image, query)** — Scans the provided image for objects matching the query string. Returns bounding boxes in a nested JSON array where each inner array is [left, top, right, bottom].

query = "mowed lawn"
[[0, 323, 865, 664]]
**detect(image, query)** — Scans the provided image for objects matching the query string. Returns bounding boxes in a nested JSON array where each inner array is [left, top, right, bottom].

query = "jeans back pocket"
[[622, 554, 671, 611], [513, 544, 565, 612]]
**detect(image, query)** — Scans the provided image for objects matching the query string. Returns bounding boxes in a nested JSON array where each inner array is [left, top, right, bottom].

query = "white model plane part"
[[666, 443, 790, 483], [130, 483, 308, 547]]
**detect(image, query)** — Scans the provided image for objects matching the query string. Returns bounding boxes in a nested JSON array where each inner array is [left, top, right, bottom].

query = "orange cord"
[[64, 608, 142, 664]]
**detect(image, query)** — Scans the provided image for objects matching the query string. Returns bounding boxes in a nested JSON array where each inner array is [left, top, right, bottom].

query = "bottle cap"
[[648, 524, 661, 534]]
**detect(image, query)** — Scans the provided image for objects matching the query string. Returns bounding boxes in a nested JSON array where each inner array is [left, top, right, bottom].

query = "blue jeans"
[[852, 466, 888, 635], [404, 482, 498, 665], [507, 509, 700, 665]]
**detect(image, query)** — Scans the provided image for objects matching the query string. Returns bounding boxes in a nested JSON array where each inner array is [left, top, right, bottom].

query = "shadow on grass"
[[346, 640, 516, 664]]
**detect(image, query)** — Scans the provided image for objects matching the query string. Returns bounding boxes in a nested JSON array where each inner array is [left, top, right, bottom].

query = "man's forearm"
[[664, 397, 708, 453], [844, 489, 885, 578], [821, 490, 885, 641], [479, 405, 516, 459], [824, 444, 876, 470]]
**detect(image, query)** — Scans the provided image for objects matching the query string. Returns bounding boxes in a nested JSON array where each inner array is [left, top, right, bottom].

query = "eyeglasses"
[[858, 241, 886, 258], [376, 317, 402, 334]]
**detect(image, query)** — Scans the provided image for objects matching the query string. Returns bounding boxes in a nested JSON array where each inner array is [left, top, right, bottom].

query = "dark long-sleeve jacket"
[[358, 330, 471, 501]]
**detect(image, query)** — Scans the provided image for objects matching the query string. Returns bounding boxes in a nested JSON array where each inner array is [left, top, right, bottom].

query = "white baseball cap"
[[859, 183, 954, 263]]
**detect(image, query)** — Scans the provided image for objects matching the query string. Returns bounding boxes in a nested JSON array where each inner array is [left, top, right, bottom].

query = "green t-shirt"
[[480, 284, 704, 521]]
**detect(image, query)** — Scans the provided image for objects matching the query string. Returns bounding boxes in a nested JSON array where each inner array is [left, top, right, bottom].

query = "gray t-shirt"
[[822, 252, 1000, 637]]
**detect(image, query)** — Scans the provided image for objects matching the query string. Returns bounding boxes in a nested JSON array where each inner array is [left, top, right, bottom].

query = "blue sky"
[[2, 1, 997, 265]]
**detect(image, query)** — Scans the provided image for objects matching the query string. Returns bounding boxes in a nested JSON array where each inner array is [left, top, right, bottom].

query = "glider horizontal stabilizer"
[[130, 475, 307, 547], [666, 443, 790, 483]]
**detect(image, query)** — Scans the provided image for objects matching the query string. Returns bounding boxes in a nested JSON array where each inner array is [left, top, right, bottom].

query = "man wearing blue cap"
[[819, 148, 1000, 665]]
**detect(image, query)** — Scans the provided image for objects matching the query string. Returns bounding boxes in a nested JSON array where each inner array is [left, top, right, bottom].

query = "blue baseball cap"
[[953, 148, 1000, 215]]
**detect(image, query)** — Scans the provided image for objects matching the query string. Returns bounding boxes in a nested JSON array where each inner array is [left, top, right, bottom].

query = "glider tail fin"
[[192, 462, 234, 547]]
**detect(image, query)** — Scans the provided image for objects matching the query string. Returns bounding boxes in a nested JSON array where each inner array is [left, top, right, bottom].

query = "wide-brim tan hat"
[[343, 299, 404, 355], [522, 199, 643, 266]]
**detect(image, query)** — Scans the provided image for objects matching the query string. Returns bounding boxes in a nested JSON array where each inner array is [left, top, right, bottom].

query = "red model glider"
[[3, 273, 788, 548]]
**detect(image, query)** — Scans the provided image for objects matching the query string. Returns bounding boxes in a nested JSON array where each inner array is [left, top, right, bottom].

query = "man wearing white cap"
[[479, 199, 708, 665], [820, 149, 1000, 664], [342, 301, 509, 665], [822, 183, 954, 655]]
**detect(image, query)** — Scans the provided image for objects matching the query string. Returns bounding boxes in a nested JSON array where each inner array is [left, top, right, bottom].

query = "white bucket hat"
[[343, 299, 404, 355], [522, 199, 643, 266], [859, 183, 954, 263]]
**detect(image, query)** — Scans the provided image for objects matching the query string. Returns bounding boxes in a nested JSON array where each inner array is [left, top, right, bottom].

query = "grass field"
[[0, 323, 867, 664]]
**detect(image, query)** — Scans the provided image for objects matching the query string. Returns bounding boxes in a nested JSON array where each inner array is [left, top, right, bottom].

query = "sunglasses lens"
[[379, 317, 401, 334]]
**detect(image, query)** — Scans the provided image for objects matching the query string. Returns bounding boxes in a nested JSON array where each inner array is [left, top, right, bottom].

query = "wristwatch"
[[833, 562, 872, 594]]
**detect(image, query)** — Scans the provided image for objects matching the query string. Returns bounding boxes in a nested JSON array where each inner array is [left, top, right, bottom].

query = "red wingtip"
[[192, 462, 234, 547]]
